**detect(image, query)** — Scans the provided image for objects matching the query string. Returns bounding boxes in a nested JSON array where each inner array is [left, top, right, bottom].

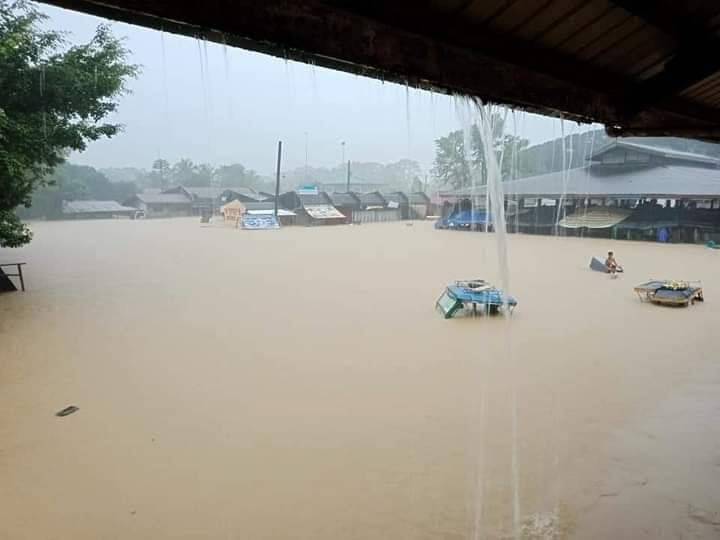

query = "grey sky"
[[40, 3, 600, 176]]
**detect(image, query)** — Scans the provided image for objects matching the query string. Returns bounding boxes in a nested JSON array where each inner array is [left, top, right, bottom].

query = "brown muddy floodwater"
[[1, 218, 720, 539]]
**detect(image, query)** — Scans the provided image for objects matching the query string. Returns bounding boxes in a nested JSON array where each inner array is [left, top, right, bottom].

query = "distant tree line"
[[136, 158, 267, 190], [16, 163, 138, 220], [431, 113, 530, 189], [19, 157, 274, 219]]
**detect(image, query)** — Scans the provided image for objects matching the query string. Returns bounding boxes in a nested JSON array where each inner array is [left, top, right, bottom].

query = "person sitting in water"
[[605, 251, 622, 275]]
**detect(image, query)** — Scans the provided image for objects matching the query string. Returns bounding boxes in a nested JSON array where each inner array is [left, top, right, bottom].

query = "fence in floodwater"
[[352, 208, 402, 224]]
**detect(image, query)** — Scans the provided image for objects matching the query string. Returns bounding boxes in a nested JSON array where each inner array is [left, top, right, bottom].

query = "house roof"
[[304, 205, 345, 219], [328, 192, 361, 207], [243, 201, 287, 211], [221, 199, 245, 210], [382, 192, 408, 204], [407, 192, 430, 204], [222, 187, 263, 199], [246, 208, 296, 217], [133, 192, 192, 204], [298, 192, 332, 206], [462, 165, 720, 199], [62, 200, 137, 214], [591, 141, 720, 166], [356, 191, 386, 207], [42, 0, 720, 141], [178, 186, 224, 200]]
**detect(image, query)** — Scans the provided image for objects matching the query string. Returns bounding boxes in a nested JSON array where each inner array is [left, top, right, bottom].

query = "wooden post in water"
[[274, 140, 282, 219]]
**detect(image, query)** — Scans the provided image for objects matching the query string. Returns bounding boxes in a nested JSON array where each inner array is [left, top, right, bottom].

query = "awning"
[[559, 208, 631, 229], [246, 209, 296, 217], [304, 205, 345, 219]]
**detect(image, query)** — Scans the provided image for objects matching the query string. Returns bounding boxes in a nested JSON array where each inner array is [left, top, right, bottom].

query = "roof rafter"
[[613, 0, 720, 114]]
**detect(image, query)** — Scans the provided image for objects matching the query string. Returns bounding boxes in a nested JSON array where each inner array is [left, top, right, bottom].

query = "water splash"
[[473, 99, 510, 295], [221, 37, 234, 120], [454, 96, 516, 539], [196, 38, 208, 119], [159, 30, 171, 150], [202, 39, 213, 118], [405, 83, 412, 161]]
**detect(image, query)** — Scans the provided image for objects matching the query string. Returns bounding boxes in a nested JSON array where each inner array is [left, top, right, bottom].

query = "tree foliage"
[[15, 163, 138, 220], [432, 114, 529, 189], [0, 1, 137, 246]]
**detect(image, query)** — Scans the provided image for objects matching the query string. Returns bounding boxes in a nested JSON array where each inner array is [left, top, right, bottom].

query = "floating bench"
[[0, 263, 26, 292]]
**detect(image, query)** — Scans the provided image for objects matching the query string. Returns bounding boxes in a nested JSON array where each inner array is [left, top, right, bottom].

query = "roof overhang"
[[40, 0, 720, 140]]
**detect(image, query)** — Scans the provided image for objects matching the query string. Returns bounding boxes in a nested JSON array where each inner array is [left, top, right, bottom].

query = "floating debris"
[[55, 406, 79, 417], [436, 279, 517, 319]]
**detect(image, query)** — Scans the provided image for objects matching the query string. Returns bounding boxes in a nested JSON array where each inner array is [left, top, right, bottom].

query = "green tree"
[[170, 158, 197, 186], [15, 163, 138, 220], [148, 158, 170, 189], [216, 163, 262, 189], [432, 115, 529, 189], [0, 1, 137, 247], [194, 163, 215, 187], [432, 130, 471, 189]]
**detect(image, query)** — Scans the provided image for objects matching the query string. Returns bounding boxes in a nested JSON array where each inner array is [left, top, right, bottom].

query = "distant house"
[[356, 191, 387, 209], [62, 200, 138, 220], [277, 190, 346, 225], [328, 192, 361, 224], [439, 140, 720, 242], [407, 192, 432, 219], [221, 187, 266, 204], [319, 181, 388, 193], [162, 186, 224, 215], [124, 191, 193, 218], [352, 191, 401, 224], [383, 192, 410, 219]]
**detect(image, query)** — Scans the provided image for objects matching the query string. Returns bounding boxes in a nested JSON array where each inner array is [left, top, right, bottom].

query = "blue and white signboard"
[[242, 214, 280, 230], [297, 185, 319, 195]]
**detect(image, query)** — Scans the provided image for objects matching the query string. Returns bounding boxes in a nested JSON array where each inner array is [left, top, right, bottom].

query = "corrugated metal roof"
[[328, 192, 361, 207], [243, 201, 290, 211], [135, 193, 192, 204], [40, 0, 720, 140], [591, 140, 720, 166], [357, 191, 386, 206], [62, 200, 137, 214], [246, 209, 296, 217], [298, 192, 331, 206], [407, 192, 431, 204], [304, 205, 345, 219], [382, 192, 408, 204], [458, 165, 720, 198], [181, 187, 224, 200]]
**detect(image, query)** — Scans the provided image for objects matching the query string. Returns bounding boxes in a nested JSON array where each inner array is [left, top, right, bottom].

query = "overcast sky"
[[40, 3, 600, 176]]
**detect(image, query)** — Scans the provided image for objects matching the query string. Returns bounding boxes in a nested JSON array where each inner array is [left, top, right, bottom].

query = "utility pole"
[[346, 160, 351, 192], [274, 140, 282, 219]]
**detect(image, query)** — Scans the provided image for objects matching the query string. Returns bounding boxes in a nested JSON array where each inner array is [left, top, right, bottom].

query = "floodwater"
[[1, 218, 719, 539]]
